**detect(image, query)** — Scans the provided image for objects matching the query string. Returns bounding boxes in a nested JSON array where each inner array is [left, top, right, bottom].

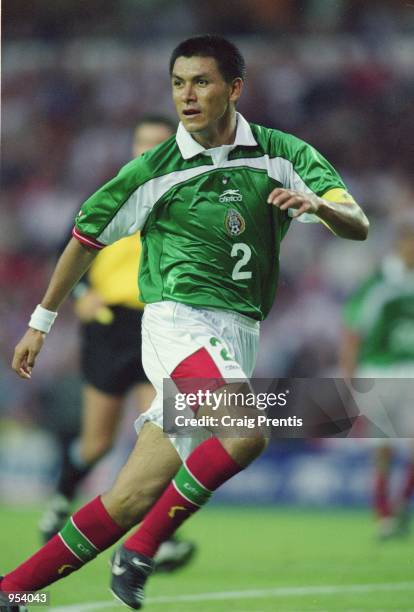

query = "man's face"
[[171, 56, 241, 134], [132, 123, 174, 157]]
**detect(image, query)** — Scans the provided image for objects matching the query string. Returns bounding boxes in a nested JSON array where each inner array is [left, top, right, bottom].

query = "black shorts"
[[80, 306, 147, 395]]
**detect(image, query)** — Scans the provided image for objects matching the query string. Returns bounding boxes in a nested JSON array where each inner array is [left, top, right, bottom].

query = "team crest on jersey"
[[219, 189, 243, 203], [225, 208, 246, 237]]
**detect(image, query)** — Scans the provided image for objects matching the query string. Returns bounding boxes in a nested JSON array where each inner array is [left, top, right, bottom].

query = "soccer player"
[[38, 115, 195, 571], [341, 217, 414, 539], [2, 35, 369, 610]]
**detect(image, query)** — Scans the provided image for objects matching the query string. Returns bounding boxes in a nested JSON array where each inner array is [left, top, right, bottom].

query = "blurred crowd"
[[5, 0, 414, 40], [1, 1, 414, 431]]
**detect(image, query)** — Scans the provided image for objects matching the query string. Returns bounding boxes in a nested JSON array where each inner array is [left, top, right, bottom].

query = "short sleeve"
[[73, 158, 153, 248], [282, 135, 347, 224]]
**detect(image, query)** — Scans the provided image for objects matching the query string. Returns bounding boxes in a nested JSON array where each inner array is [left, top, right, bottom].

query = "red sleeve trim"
[[72, 227, 105, 250]]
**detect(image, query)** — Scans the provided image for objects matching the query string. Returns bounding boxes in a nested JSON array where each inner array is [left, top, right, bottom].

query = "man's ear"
[[229, 78, 243, 104]]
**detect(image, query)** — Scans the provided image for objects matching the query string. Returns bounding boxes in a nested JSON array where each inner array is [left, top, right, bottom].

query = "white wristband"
[[29, 304, 58, 334]]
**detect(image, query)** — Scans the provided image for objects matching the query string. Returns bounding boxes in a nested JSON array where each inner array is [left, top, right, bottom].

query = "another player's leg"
[[111, 382, 267, 609], [39, 385, 122, 542], [0, 423, 181, 597], [394, 442, 414, 535], [374, 443, 396, 538]]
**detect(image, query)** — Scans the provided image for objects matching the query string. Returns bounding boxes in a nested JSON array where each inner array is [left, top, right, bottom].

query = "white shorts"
[[135, 301, 260, 459]]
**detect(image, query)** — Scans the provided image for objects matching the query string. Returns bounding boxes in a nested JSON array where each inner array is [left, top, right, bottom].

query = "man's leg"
[[133, 382, 197, 572], [374, 444, 396, 538], [394, 443, 414, 535], [110, 383, 267, 608], [120, 430, 265, 557], [0, 423, 181, 593], [104, 302, 263, 607], [122, 433, 265, 557], [39, 385, 123, 541]]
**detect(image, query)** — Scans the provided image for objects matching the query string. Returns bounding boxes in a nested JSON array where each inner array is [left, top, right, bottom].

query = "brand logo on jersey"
[[225, 208, 246, 237], [219, 189, 243, 203]]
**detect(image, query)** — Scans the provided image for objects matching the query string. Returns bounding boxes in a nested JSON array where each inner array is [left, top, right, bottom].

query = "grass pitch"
[[1, 505, 413, 611]]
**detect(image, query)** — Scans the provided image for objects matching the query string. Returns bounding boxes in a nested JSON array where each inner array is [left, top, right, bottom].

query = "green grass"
[[1, 505, 413, 611]]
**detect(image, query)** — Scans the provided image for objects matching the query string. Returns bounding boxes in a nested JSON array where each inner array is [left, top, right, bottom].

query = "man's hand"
[[12, 328, 46, 379], [267, 187, 369, 240], [74, 288, 107, 323], [267, 188, 321, 218], [11, 237, 99, 380]]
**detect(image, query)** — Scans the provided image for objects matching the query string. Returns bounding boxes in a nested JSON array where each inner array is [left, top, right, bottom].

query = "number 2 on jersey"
[[231, 243, 252, 280]]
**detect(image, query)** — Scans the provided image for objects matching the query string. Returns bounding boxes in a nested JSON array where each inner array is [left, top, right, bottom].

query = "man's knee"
[[101, 422, 182, 528], [103, 472, 170, 529], [220, 434, 268, 468]]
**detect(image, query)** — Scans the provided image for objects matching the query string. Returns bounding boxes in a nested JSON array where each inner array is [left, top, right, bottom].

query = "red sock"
[[374, 472, 391, 518], [124, 437, 242, 558], [402, 463, 414, 501], [1, 496, 125, 592]]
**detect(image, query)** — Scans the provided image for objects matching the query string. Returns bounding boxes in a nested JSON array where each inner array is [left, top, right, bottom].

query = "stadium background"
[[1, 2, 414, 610]]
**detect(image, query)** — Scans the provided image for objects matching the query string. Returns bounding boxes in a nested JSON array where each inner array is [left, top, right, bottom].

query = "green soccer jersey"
[[343, 256, 414, 365], [74, 113, 346, 320]]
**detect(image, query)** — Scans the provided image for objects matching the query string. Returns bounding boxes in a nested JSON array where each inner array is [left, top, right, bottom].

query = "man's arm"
[[41, 238, 98, 310], [267, 188, 369, 240], [12, 237, 99, 379]]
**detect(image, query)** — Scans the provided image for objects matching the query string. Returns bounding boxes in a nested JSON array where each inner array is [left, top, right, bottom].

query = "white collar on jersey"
[[176, 112, 257, 160]]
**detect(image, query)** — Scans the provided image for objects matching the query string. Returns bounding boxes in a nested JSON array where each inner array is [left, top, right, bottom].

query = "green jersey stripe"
[[77, 150, 344, 247], [96, 153, 340, 245], [98, 163, 214, 245]]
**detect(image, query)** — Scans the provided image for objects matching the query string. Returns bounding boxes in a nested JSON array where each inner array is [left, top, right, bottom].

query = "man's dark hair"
[[169, 35, 246, 83], [136, 115, 176, 132]]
